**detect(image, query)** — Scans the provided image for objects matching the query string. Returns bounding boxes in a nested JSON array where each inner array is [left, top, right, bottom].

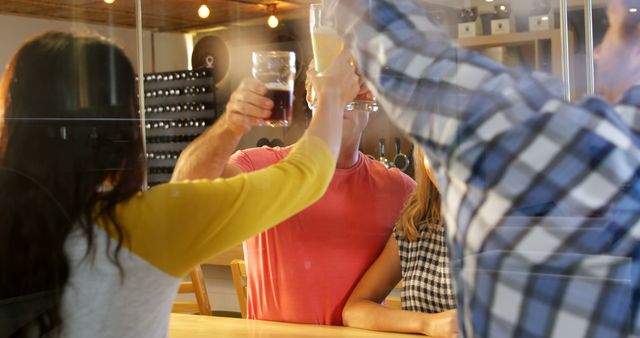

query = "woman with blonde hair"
[[342, 146, 457, 338]]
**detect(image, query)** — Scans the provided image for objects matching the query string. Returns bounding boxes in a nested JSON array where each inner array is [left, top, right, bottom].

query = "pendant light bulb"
[[268, 14, 279, 28], [266, 4, 279, 29], [104, 0, 115, 3], [198, 1, 210, 19]]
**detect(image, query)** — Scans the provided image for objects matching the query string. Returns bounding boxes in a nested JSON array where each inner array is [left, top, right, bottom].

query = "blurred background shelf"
[[457, 28, 579, 98]]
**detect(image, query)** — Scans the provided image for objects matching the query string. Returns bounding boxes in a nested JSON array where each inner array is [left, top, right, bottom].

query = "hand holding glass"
[[251, 51, 296, 127]]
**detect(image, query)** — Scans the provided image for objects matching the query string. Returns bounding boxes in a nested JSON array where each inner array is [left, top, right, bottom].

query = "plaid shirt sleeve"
[[327, 1, 640, 337]]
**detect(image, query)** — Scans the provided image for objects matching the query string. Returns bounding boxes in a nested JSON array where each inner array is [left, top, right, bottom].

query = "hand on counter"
[[421, 309, 458, 338]]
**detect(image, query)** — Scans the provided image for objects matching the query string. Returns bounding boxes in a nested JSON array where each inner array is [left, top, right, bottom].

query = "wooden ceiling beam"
[[0, 0, 306, 32]]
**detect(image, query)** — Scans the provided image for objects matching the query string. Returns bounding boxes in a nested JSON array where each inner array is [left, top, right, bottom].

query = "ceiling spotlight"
[[198, 0, 210, 19], [266, 4, 279, 29], [268, 15, 279, 28], [104, 0, 115, 3], [485, 0, 495, 2], [631, 8, 639, 13]]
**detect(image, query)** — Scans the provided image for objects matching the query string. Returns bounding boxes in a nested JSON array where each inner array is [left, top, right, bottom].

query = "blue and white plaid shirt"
[[328, 1, 640, 337]]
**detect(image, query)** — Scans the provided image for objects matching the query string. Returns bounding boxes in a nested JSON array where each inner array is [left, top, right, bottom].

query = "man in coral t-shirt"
[[222, 72, 415, 325]]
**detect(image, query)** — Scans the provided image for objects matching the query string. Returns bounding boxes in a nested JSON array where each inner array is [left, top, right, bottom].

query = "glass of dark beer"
[[251, 51, 296, 127]]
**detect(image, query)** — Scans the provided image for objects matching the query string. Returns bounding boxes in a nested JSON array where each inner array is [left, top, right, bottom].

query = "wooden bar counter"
[[170, 313, 426, 338]]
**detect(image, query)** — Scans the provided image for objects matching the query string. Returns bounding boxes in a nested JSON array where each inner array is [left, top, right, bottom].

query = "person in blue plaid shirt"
[[326, 0, 640, 337]]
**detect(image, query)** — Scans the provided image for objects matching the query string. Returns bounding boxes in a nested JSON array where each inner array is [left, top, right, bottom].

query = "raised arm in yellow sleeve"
[[101, 135, 335, 277]]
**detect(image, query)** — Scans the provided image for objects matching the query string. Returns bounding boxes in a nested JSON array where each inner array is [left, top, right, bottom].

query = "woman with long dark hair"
[[0, 31, 358, 337]]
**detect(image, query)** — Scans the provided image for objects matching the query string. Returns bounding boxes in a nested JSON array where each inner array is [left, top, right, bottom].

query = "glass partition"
[[0, 0, 144, 336], [0, 1, 141, 71], [392, 1, 635, 337], [2, 0, 636, 337]]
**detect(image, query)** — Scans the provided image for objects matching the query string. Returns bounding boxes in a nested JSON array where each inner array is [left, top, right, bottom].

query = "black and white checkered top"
[[394, 223, 456, 313]]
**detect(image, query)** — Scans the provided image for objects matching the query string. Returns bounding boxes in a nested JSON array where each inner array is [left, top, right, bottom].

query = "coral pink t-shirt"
[[230, 146, 415, 325]]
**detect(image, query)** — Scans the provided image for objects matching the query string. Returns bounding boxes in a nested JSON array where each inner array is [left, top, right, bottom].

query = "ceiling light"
[[499, 5, 507, 11], [485, 0, 494, 2], [198, 0, 210, 19], [104, 0, 115, 3], [630, 8, 638, 13], [268, 15, 279, 28], [266, 4, 279, 29], [541, 16, 549, 21]]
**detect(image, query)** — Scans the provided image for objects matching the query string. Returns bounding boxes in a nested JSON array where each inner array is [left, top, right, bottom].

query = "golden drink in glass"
[[310, 3, 344, 75]]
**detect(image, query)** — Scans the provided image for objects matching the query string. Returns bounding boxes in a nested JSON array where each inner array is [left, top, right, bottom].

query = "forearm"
[[342, 299, 427, 335], [304, 90, 343, 159], [118, 135, 336, 277], [171, 119, 243, 181]]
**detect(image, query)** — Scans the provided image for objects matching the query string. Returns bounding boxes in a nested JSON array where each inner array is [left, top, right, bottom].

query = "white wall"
[[150, 31, 190, 72], [0, 14, 189, 76]]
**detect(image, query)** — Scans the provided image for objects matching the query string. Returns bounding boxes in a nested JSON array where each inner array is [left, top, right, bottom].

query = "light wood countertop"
[[170, 313, 426, 338]]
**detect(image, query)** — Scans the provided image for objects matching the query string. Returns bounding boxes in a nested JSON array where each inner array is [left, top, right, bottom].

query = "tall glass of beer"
[[309, 3, 376, 114], [251, 51, 296, 127], [310, 3, 344, 75]]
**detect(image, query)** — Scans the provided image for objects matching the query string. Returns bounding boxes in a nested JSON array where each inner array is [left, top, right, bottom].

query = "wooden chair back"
[[172, 265, 212, 315], [229, 259, 247, 318]]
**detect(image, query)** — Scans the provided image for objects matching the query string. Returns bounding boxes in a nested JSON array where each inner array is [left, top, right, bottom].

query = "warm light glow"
[[485, 0, 494, 2], [267, 15, 279, 28], [499, 5, 507, 11], [631, 8, 638, 13], [104, 0, 115, 3], [198, 4, 210, 19], [266, 4, 279, 29], [184, 33, 195, 70], [541, 16, 549, 21]]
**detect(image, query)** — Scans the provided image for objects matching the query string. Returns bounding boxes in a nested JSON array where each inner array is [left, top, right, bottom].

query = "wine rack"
[[142, 69, 217, 187]]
